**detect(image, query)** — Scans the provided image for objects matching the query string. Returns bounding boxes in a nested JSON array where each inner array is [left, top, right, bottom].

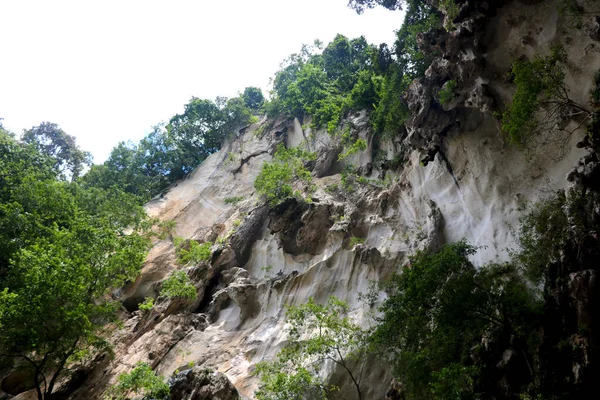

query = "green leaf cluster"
[[160, 270, 197, 300], [106, 362, 169, 400], [254, 144, 315, 206], [437, 79, 457, 105], [21, 122, 92, 180], [224, 196, 244, 205], [338, 138, 368, 161], [255, 297, 368, 400], [138, 297, 155, 312], [267, 35, 384, 134], [501, 47, 566, 148], [174, 238, 213, 265], [374, 241, 542, 399]]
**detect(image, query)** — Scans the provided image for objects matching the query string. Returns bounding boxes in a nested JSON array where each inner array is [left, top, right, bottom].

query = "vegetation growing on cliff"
[[254, 144, 315, 205], [501, 46, 594, 160], [160, 270, 197, 300], [255, 297, 368, 400], [374, 241, 542, 399], [106, 362, 169, 400], [0, 128, 151, 400]]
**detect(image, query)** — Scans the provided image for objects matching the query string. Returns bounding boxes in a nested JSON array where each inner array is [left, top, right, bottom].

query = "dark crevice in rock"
[[195, 272, 222, 314], [437, 148, 461, 190], [229, 205, 269, 266]]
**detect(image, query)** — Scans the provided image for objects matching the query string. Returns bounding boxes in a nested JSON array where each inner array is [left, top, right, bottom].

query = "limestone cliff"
[[5, 0, 600, 399]]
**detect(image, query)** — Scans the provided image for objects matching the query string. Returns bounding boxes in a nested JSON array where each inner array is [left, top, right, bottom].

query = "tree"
[[21, 122, 92, 180], [242, 86, 265, 111], [167, 96, 253, 180], [0, 132, 151, 399], [373, 241, 542, 399], [501, 46, 592, 160], [255, 297, 369, 400]]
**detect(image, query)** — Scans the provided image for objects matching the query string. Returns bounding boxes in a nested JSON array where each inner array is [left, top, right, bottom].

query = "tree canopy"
[[21, 122, 92, 180], [0, 129, 151, 400]]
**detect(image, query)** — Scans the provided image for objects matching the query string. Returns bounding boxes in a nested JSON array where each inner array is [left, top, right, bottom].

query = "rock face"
[[6, 1, 600, 400], [169, 368, 240, 400]]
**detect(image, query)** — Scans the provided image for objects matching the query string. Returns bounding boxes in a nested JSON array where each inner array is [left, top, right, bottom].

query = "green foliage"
[[501, 47, 567, 149], [242, 86, 265, 111], [255, 297, 368, 400], [174, 239, 212, 265], [269, 35, 381, 133], [160, 270, 197, 300], [138, 297, 155, 312], [167, 96, 253, 175], [347, 0, 404, 14], [430, 364, 479, 399], [437, 79, 457, 105], [0, 131, 151, 400], [440, 0, 460, 30], [106, 362, 169, 400], [374, 241, 542, 399], [338, 138, 368, 161], [371, 65, 411, 136], [224, 196, 244, 205], [155, 220, 176, 240], [350, 236, 365, 247], [260, 265, 274, 276], [21, 122, 92, 180], [393, 1, 441, 79], [556, 0, 583, 28], [254, 144, 315, 206]]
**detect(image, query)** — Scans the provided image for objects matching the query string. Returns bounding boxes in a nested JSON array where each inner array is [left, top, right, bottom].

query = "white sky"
[[0, 0, 403, 163]]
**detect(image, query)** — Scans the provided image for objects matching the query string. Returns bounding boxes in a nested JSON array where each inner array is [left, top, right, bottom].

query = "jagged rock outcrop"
[[169, 368, 239, 400]]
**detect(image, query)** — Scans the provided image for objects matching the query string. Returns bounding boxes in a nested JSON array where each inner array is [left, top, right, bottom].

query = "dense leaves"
[[0, 130, 151, 400], [374, 241, 542, 399], [106, 362, 169, 400], [22, 122, 92, 180], [159, 270, 197, 300], [254, 144, 315, 205]]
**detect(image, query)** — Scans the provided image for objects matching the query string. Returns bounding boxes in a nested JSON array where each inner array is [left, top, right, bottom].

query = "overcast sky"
[[0, 0, 402, 163]]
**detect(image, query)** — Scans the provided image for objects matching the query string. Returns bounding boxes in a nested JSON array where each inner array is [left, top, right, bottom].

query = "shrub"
[[106, 362, 169, 400], [440, 0, 460, 30], [338, 138, 368, 161], [160, 270, 197, 300], [224, 196, 244, 205], [255, 297, 368, 400], [138, 297, 154, 312], [350, 236, 365, 247], [174, 238, 212, 265], [254, 144, 315, 206], [501, 46, 579, 153], [437, 79, 457, 105]]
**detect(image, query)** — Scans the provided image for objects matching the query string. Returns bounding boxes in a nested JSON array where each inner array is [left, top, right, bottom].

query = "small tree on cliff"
[[255, 297, 369, 400]]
